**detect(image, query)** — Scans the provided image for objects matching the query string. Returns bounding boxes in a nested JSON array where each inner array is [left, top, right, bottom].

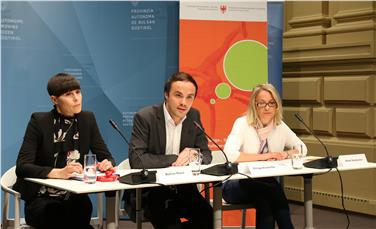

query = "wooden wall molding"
[[328, 8, 376, 34], [333, 8, 376, 22], [283, 59, 376, 77], [283, 42, 373, 62], [284, 14, 330, 38]]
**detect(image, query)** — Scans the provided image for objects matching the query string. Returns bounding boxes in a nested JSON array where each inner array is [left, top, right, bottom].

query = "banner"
[[179, 1, 272, 227], [1, 1, 179, 218], [179, 0, 268, 151], [1, 1, 178, 170]]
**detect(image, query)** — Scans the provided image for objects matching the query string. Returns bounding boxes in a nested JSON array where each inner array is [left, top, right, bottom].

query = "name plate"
[[337, 154, 368, 167], [250, 165, 277, 170], [157, 166, 192, 183], [247, 160, 290, 176]]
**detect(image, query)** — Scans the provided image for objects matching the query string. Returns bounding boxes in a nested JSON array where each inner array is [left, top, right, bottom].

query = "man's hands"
[[172, 148, 199, 166]]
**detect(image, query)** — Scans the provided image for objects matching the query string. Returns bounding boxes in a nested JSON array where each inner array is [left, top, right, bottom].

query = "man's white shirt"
[[163, 102, 186, 155]]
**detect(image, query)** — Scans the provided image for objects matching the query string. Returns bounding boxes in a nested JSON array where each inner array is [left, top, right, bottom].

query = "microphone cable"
[[335, 167, 350, 229], [240, 169, 350, 228], [199, 173, 235, 195], [198, 166, 350, 229], [295, 113, 349, 228], [155, 182, 167, 187]]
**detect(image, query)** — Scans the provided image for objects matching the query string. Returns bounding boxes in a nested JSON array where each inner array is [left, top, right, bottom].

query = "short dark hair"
[[164, 72, 198, 97], [47, 73, 81, 97]]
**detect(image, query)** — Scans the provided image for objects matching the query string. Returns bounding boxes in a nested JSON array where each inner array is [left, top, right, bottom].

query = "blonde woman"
[[223, 83, 307, 229]]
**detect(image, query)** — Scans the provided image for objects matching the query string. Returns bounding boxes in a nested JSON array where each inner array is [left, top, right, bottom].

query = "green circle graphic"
[[224, 40, 267, 91], [210, 98, 216, 104], [215, 82, 231, 99]]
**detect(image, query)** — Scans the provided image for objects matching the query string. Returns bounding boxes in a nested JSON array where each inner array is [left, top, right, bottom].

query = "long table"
[[25, 165, 225, 229], [26, 157, 376, 229], [211, 158, 376, 229]]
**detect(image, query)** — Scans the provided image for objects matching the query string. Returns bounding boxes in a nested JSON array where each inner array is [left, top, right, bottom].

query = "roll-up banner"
[[179, 1, 268, 226], [179, 1, 268, 154]]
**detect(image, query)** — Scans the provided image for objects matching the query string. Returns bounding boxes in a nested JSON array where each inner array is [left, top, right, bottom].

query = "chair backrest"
[[1, 166, 101, 229], [1, 166, 18, 193], [117, 159, 130, 170], [211, 150, 227, 164], [1, 166, 32, 229]]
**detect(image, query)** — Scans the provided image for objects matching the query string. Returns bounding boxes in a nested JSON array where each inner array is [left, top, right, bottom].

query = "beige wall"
[[283, 1, 376, 215]]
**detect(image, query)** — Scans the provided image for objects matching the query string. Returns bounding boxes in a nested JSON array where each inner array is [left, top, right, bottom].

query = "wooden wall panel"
[[284, 107, 311, 133], [336, 108, 373, 138], [283, 77, 322, 103], [313, 107, 334, 135], [324, 76, 373, 104], [283, 1, 376, 216]]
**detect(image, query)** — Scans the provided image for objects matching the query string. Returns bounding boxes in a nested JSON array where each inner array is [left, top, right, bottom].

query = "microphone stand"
[[109, 120, 156, 185], [294, 114, 337, 169], [193, 121, 238, 176]]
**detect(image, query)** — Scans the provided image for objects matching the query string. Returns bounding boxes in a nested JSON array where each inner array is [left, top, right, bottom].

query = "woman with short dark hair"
[[14, 72, 115, 229]]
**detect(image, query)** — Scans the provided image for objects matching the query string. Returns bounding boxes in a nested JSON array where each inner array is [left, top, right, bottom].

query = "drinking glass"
[[292, 144, 303, 169], [84, 154, 97, 184], [189, 148, 203, 176]]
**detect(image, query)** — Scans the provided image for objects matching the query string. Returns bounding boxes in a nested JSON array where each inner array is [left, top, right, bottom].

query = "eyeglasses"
[[256, 101, 277, 108]]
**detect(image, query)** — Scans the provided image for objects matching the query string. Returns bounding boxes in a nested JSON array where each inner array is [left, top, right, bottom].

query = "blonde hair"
[[246, 83, 283, 127]]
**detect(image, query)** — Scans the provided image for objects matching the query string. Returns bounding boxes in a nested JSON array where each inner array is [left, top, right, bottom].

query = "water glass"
[[189, 148, 203, 176], [292, 144, 303, 169], [84, 154, 97, 184]]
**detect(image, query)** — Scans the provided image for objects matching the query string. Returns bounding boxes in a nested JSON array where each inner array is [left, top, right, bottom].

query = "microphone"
[[294, 113, 337, 169], [193, 121, 238, 176], [109, 119, 156, 184]]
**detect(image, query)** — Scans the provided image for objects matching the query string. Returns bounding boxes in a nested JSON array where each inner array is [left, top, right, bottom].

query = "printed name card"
[[247, 160, 290, 176], [157, 166, 192, 183], [250, 164, 277, 170], [337, 154, 368, 167]]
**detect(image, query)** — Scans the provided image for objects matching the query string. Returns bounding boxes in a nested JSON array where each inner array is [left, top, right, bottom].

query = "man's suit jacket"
[[14, 110, 115, 202], [129, 103, 212, 169], [124, 103, 212, 221]]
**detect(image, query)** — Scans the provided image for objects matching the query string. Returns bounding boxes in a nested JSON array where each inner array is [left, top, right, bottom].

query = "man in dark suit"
[[14, 73, 115, 229], [126, 72, 213, 229]]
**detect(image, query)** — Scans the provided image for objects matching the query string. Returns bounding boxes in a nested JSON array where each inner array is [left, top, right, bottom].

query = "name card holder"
[[337, 154, 368, 167]]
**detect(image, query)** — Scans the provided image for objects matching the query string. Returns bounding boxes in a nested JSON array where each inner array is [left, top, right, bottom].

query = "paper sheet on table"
[[70, 171, 107, 181]]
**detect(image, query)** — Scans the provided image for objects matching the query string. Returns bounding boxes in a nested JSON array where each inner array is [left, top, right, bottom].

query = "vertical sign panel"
[[180, 1, 268, 152]]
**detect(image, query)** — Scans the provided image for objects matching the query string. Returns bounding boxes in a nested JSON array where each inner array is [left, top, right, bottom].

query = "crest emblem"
[[220, 4, 227, 14]]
